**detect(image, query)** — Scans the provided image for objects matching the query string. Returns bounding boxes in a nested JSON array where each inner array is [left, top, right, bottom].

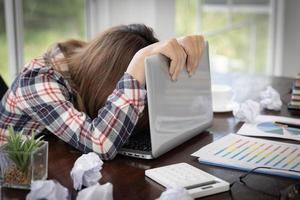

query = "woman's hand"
[[177, 35, 204, 76], [126, 35, 204, 85]]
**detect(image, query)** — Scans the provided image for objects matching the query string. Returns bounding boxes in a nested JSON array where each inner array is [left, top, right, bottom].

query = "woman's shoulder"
[[22, 57, 54, 76], [13, 57, 73, 98], [19, 57, 69, 83]]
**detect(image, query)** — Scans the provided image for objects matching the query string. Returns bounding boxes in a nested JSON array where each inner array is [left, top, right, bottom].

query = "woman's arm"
[[16, 67, 146, 160], [15, 35, 204, 160], [126, 35, 204, 83]]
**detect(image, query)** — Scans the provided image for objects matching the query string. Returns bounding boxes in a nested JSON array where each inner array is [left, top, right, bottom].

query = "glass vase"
[[0, 141, 48, 189]]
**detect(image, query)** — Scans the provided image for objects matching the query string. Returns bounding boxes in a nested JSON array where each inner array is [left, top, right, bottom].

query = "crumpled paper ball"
[[26, 180, 69, 200], [232, 100, 261, 123], [76, 182, 113, 200], [260, 86, 282, 111], [70, 152, 103, 190], [156, 187, 193, 200]]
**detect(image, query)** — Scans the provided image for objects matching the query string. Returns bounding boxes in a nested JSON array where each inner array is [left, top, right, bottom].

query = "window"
[[176, 0, 271, 75], [0, 0, 9, 84], [0, 0, 86, 84], [23, 0, 85, 63]]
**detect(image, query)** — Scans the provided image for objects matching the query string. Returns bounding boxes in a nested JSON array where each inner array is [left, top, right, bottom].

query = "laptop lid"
[[145, 42, 212, 158]]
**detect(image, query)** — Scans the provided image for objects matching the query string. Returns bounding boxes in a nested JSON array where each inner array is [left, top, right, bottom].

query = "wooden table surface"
[[1, 75, 300, 200]]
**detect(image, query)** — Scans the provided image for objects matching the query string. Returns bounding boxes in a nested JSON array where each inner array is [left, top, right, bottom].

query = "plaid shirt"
[[0, 45, 147, 160]]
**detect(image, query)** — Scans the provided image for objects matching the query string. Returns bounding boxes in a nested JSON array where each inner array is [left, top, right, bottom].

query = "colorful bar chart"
[[192, 134, 300, 179], [214, 138, 300, 170]]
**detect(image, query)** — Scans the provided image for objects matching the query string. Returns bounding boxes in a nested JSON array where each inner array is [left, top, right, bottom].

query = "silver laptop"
[[119, 42, 213, 159]]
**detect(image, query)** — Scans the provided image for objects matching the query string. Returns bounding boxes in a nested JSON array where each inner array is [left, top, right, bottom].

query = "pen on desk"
[[274, 121, 300, 129]]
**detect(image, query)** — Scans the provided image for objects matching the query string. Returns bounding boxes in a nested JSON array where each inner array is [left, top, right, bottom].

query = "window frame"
[[4, 0, 23, 80], [4, 0, 89, 81], [195, 0, 284, 75], [3, 0, 285, 81]]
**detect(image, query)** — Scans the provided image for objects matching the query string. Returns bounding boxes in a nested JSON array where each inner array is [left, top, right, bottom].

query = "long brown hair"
[[59, 24, 158, 128]]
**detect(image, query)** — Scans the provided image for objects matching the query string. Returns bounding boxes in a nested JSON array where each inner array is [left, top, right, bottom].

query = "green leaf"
[[5, 126, 44, 173]]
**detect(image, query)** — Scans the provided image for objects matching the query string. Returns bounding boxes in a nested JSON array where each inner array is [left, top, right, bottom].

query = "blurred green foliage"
[[0, 0, 85, 85], [176, 0, 269, 74]]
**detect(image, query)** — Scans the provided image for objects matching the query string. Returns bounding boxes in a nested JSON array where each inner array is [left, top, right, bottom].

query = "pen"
[[274, 121, 300, 129]]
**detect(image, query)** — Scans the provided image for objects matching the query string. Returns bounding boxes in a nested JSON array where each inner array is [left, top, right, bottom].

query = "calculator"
[[145, 163, 229, 198]]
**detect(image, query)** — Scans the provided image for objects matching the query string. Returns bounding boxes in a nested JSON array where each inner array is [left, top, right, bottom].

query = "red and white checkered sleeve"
[[16, 67, 147, 160]]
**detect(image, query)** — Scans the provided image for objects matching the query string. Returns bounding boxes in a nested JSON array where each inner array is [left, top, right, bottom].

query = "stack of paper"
[[289, 73, 300, 109]]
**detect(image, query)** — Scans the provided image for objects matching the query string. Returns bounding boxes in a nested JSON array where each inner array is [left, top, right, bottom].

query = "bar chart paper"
[[192, 134, 300, 179]]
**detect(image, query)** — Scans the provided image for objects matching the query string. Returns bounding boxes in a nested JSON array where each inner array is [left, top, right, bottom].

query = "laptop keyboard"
[[123, 128, 152, 151]]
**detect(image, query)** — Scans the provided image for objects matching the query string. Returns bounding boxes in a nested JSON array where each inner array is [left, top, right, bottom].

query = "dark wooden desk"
[[1, 76, 300, 200]]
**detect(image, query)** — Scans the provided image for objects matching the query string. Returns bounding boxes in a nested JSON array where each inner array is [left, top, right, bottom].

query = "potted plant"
[[0, 127, 48, 189]]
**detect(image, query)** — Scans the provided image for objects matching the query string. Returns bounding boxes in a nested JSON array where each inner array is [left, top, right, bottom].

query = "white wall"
[[87, 0, 175, 41], [281, 0, 300, 77]]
